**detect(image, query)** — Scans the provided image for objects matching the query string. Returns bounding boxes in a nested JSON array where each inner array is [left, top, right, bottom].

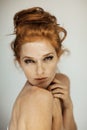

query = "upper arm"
[[9, 99, 20, 130], [13, 88, 53, 130]]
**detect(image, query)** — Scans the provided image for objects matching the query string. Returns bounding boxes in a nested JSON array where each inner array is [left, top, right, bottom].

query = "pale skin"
[[9, 39, 77, 130]]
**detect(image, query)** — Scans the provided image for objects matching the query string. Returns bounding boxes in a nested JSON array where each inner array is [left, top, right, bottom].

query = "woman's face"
[[19, 39, 58, 89]]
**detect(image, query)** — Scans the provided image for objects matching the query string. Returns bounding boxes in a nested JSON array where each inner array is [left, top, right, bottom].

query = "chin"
[[29, 74, 56, 89]]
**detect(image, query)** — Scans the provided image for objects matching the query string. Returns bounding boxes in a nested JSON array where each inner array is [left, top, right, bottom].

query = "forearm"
[[52, 98, 64, 130], [63, 107, 77, 130]]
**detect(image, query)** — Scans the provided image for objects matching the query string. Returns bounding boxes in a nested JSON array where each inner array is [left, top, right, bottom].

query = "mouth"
[[34, 77, 52, 88], [35, 77, 48, 80]]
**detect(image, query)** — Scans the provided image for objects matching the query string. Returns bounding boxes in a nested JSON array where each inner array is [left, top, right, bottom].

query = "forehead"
[[20, 40, 56, 58]]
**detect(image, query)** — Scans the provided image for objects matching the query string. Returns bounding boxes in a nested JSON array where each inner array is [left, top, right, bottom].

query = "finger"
[[51, 88, 68, 95], [48, 84, 68, 91], [53, 93, 65, 100], [53, 78, 70, 90], [47, 84, 60, 91]]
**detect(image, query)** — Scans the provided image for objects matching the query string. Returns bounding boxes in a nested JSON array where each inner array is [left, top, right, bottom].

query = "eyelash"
[[44, 56, 54, 61], [24, 56, 54, 64], [24, 59, 35, 64]]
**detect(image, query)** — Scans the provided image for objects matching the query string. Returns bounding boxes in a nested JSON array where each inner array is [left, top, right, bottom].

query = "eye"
[[44, 56, 54, 61], [24, 59, 35, 64]]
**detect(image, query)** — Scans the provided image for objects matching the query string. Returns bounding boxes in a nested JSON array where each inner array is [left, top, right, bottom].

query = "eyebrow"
[[22, 52, 54, 60]]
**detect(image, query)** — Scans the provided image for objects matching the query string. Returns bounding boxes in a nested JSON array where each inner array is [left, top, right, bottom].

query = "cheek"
[[21, 65, 35, 78], [47, 62, 58, 74], [52, 64, 57, 72]]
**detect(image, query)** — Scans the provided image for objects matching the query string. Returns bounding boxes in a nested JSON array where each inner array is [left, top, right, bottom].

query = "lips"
[[35, 77, 48, 80]]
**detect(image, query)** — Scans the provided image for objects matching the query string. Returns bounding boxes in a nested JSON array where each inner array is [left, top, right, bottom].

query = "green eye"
[[44, 56, 54, 61], [24, 59, 35, 64]]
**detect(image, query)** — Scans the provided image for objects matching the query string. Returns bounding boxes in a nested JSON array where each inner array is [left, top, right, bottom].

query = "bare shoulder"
[[10, 82, 31, 118], [9, 84, 53, 130], [10, 83, 53, 124], [55, 73, 70, 86], [14, 85, 53, 112], [20, 86, 53, 108], [13, 82, 53, 107]]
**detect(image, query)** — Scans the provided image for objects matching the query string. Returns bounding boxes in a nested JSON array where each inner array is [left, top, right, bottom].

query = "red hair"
[[11, 7, 67, 60]]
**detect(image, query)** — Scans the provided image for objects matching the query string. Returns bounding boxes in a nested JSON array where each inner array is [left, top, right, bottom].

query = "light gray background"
[[0, 0, 87, 130]]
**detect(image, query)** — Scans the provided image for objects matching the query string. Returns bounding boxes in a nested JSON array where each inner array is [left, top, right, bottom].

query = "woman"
[[8, 7, 77, 130]]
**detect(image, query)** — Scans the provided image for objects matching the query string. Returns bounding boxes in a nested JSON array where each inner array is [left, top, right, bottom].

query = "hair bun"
[[14, 7, 57, 30]]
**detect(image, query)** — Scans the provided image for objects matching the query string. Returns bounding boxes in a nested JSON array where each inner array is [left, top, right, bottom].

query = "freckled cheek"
[[21, 66, 35, 79], [21, 62, 57, 80], [46, 63, 57, 75]]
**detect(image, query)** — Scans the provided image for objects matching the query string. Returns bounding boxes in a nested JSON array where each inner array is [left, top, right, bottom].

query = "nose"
[[36, 62, 44, 76]]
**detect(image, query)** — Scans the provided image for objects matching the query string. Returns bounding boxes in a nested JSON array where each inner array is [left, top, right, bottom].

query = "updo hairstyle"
[[11, 7, 67, 61]]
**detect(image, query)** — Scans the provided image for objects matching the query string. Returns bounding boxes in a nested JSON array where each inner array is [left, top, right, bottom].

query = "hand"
[[47, 74, 73, 110]]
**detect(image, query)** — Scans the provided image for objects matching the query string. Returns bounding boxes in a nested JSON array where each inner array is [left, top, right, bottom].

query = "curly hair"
[[11, 7, 67, 60]]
